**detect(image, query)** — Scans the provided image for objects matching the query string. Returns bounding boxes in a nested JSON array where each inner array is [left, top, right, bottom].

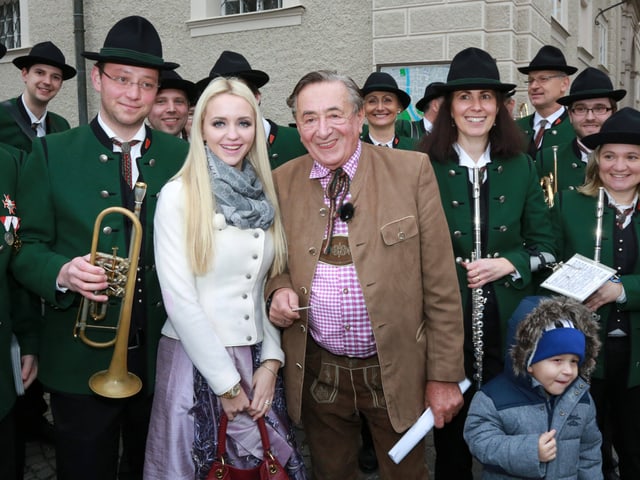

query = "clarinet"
[[594, 187, 605, 263], [470, 167, 486, 388]]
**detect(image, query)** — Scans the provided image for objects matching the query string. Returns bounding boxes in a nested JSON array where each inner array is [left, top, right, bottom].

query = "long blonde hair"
[[174, 77, 287, 276]]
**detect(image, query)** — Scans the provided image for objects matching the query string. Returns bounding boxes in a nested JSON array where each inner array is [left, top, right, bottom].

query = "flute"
[[470, 167, 485, 388], [594, 187, 605, 263]]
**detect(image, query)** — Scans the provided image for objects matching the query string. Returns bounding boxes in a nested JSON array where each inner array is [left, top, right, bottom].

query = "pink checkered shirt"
[[307, 142, 376, 358]]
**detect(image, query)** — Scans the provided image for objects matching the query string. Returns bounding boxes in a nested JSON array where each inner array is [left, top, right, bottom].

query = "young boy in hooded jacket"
[[464, 296, 603, 479]]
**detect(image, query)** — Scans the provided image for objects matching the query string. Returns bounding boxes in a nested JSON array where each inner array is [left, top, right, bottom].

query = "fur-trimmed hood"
[[510, 296, 601, 379]]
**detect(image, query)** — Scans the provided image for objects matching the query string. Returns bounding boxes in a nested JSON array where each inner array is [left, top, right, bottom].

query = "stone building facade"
[[0, 0, 638, 126]]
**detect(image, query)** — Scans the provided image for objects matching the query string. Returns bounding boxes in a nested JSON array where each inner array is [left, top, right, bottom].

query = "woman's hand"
[[247, 361, 279, 420], [220, 390, 250, 422], [462, 257, 516, 289], [585, 280, 622, 311]]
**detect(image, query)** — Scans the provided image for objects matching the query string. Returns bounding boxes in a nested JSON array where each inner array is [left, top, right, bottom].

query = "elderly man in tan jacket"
[[266, 70, 465, 480]]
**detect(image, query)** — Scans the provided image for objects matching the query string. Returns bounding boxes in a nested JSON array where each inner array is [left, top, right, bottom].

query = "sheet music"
[[388, 378, 471, 464], [541, 254, 616, 302]]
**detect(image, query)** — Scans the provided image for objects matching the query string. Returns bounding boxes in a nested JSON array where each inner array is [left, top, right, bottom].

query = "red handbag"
[[206, 414, 290, 480]]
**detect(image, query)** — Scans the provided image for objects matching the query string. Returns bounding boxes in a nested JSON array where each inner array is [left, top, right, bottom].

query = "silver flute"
[[594, 187, 605, 263], [471, 167, 486, 388]]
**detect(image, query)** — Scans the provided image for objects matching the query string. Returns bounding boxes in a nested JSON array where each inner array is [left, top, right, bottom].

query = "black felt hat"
[[415, 81, 444, 112], [360, 72, 411, 110], [0, 44, 6, 60], [518, 45, 577, 75], [196, 50, 269, 92], [582, 107, 640, 149], [82, 16, 178, 70], [557, 67, 626, 106], [437, 48, 516, 93], [13, 41, 77, 80], [159, 70, 197, 103]]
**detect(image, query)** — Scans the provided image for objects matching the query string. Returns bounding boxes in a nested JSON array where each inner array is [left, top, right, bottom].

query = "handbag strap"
[[216, 414, 273, 459]]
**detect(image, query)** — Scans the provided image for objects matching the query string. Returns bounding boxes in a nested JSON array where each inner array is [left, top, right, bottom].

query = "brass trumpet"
[[518, 102, 529, 119], [540, 145, 558, 208], [73, 182, 146, 398]]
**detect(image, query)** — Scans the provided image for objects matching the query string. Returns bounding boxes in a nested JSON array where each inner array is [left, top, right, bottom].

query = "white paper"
[[541, 253, 616, 302], [11, 334, 24, 396], [388, 378, 471, 464]]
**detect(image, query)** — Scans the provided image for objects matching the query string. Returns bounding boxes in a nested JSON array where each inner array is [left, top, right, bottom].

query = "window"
[[221, 0, 282, 16], [0, 0, 20, 49], [598, 18, 608, 66], [551, 0, 567, 26], [188, 0, 303, 37]]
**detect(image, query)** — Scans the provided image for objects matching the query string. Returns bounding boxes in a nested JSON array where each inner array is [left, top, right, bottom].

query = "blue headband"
[[529, 323, 586, 366]]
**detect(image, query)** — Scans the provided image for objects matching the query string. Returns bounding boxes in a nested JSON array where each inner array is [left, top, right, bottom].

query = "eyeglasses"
[[299, 112, 351, 130], [99, 69, 159, 92], [570, 105, 613, 117], [525, 74, 566, 85]]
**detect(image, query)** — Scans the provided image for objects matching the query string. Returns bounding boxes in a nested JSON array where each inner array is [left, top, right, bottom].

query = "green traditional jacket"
[[0, 143, 38, 420], [394, 118, 428, 140], [516, 110, 576, 177], [360, 127, 416, 151], [540, 139, 588, 192], [11, 121, 189, 395], [0, 96, 71, 153], [551, 190, 640, 387], [266, 120, 307, 169], [431, 153, 556, 337]]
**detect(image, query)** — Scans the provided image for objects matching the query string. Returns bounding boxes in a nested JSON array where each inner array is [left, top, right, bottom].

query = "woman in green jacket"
[[419, 47, 556, 479], [551, 107, 640, 479]]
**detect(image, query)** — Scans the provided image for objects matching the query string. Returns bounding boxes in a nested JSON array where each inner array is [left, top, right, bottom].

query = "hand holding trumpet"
[[57, 254, 108, 302]]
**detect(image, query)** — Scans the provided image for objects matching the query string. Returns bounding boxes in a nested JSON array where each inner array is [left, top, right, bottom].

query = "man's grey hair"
[[286, 70, 364, 118]]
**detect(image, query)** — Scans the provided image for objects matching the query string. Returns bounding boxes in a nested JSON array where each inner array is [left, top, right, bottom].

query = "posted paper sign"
[[541, 254, 616, 302], [388, 378, 471, 464]]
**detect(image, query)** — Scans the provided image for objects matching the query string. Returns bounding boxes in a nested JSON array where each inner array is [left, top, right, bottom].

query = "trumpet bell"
[[89, 369, 142, 399]]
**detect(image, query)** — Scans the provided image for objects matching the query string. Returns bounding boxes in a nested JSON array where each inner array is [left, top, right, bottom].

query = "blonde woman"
[[144, 77, 305, 479]]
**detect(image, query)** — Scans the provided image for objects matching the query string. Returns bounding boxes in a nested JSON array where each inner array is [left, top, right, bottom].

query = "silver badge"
[[4, 231, 14, 246]]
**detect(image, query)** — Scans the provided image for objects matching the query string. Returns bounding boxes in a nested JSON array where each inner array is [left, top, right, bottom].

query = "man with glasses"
[[516, 45, 577, 169], [11, 16, 188, 480], [550, 67, 626, 192], [266, 70, 465, 478]]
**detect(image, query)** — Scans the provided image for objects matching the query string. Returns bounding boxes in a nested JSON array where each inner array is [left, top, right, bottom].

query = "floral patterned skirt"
[[144, 336, 306, 480]]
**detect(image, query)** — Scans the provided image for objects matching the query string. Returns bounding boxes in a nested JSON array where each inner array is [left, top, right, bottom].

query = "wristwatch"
[[219, 383, 241, 399]]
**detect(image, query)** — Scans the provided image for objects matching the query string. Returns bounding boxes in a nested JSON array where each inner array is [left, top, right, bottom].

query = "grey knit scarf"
[[206, 145, 274, 230]]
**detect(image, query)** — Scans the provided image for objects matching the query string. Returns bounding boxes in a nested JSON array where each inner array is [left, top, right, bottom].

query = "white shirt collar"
[[368, 133, 394, 148], [533, 105, 565, 130], [262, 117, 271, 138], [20, 95, 47, 137], [454, 143, 492, 182], [423, 117, 434, 133], [98, 113, 146, 146]]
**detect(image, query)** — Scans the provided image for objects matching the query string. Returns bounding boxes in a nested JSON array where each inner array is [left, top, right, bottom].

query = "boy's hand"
[[538, 429, 557, 462]]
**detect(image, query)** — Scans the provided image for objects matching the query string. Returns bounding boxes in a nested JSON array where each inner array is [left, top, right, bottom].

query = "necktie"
[[31, 122, 40, 135], [533, 119, 547, 150], [610, 204, 635, 229], [112, 139, 141, 188], [323, 167, 350, 254]]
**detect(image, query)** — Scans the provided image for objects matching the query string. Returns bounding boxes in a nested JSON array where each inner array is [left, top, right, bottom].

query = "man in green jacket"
[[11, 16, 188, 480], [550, 67, 626, 192], [0, 41, 76, 152], [515, 45, 577, 172]]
